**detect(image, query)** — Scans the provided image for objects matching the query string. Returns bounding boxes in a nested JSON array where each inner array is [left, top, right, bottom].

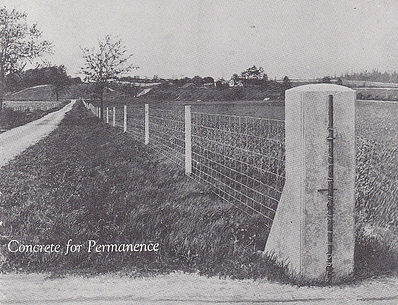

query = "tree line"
[[5, 66, 82, 100], [340, 70, 398, 84]]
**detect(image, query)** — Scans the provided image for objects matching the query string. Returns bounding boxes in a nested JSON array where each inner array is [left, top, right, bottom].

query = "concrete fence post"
[[264, 84, 356, 283], [112, 107, 116, 127], [106, 107, 109, 124], [123, 105, 127, 132], [185, 105, 192, 175], [145, 104, 149, 145]]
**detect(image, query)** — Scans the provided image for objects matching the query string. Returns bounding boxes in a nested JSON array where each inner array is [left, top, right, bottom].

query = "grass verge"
[[0, 101, 289, 282]]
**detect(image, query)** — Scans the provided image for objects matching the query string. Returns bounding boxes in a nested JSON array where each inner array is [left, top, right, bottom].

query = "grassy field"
[[0, 100, 398, 283]]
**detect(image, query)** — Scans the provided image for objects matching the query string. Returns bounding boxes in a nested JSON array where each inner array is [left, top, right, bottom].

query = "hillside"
[[140, 85, 285, 102], [4, 83, 136, 103], [5, 83, 286, 104], [5, 85, 56, 101]]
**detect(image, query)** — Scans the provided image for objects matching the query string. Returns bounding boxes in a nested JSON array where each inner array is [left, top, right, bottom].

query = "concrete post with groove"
[[123, 105, 127, 132], [106, 107, 109, 124], [185, 105, 192, 175], [264, 84, 356, 282], [145, 104, 149, 145]]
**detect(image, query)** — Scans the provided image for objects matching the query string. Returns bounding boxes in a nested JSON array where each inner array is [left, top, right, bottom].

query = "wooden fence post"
[[185, 105, 192, 175], [112, 107, 116, 127], [124, 105, 127, 132], [145, 104, 149, 145]]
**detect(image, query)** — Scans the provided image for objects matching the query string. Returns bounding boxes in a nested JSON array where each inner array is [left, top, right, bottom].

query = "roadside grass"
[[0, 101, 289, 282]]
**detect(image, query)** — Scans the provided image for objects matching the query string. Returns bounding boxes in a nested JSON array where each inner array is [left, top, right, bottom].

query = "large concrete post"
[[264, 84, 356, 282]]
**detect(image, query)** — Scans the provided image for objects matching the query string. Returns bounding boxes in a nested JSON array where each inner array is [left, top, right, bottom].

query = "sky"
[[4, 0, 398, 80]]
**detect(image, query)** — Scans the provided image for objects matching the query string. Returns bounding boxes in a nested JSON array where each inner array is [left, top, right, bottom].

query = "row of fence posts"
[[84, 85, 356, 283], [95, 103, 193, 175]]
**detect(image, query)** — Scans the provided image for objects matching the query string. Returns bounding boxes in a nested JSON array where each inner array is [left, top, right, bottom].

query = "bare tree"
[[0, 7, 52, 110], [81, 35, 136, 119]]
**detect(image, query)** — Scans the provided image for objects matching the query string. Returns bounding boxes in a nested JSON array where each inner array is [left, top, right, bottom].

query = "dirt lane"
[[1, 272, 398, 304], [0, 101, 75, 168]]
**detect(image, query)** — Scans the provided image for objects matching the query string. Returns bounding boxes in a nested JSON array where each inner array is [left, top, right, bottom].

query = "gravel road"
[[1, 272, 398, 304], [0, 101, 75, 168]]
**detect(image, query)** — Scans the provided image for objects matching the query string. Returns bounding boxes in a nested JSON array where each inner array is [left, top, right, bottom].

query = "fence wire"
[[191, 112, 285, 227], [114, 107, 124, 129], [148, 108, 185, 166], [87, 102, 286, 228]]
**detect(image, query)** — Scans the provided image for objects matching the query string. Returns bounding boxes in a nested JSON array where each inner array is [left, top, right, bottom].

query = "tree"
[[191, 75, 203, 87], [46, 65, 71, 101], [282, 76, 292, 90], [230, 73, 240, 87], [321, 76, 331, 83], [215, 78, 229, 89], [240, 65, 268, 87], [203, 76, 214, 84], [280, 76, 292, 99], [0, 7, 52, 110], [81, 35, 136, 119]]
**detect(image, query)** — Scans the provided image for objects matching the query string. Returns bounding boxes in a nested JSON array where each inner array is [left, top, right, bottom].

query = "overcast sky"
[[4, 0, 398, 80]]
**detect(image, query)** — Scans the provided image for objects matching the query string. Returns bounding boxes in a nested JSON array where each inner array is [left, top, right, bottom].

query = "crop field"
[[355, 101, 398, 231]]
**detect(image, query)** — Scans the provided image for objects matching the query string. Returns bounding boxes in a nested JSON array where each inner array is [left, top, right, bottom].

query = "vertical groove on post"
[[106, 107, 109, 124], [326, 94, 334, 284], [112, 107, 116, 127], [124, 105, 127, 132], [145, 104, 149, 145], [185, 105, 192, 175]]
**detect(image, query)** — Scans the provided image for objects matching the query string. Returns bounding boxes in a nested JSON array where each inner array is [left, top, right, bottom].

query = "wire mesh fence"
[[114, 107, 124, 129], [126, 106, 145, 141], [190, 112, 285, 227], [85, 102, 286, 228], [148, 108, 185, 166]]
